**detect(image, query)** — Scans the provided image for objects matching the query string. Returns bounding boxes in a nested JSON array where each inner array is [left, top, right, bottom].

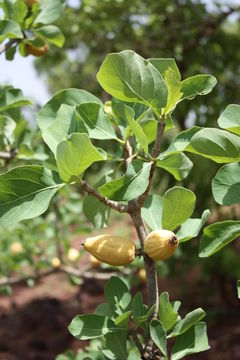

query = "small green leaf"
[[83, 195, 110, 229], [35, 0, 66, 25], [212, 162, 240, 205], [105, 277, 131, 316], [98, 161, 152, 201], [68, 314, 118, 340], [114, 311, 131, 327], [169, 308, 206, 338], [162, 187, 196, 231], [0, 19, 23, 41], [163, 68, 182, 115], [56, 133, 105, 183], [97, 50, 168, 116], [0, 86, 31, 112], [132, 292, 144, 319], [0, 166, 64, 226], [180, 74, 217, 100], [0, 115, 16, 142], [199, 220, 240, 257], [159, 292, 178, 331], [171, 322, 210, 360], [157, 152, 193, 181], [150, 319, 168, 358], [34, 25, 65, 47], [141, 194, 163, 230], [218, 104, 240, 136], [94, 303, 113, 318], [177, 209, 210, 243]]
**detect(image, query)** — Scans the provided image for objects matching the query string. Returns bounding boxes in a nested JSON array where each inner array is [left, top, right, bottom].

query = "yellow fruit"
[[51, 257, 61, 268], [84, 234, 135, 266], [144, 230, 179, 261], [67, 248, 79, 262], [89, 255, 101, 267], [138, 268, 146, 283], [25, 0, 40, 7], [25, 43, 49, 57], [10, 242, 23, 254]]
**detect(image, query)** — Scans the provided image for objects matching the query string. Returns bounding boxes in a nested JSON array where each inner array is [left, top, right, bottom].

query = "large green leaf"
[[35, 0, 66, 25], [105, 277, 131, 316], [102, 331, 128, 360], [0, 87, 31, 112], [169, 308, 205, 338], [162, 126, 201, 156], [0, 166, 64, 226], [157, 152, 193, 181], [212, 162, 240, 205], [98, 161, 152, 201], [171, 322, 210, 360], [218, 104, 240, 136], [141, 194, 163, 230], [150, 319, 168, 358], [158, 292, 178, 331], [199, 220, 240, 257], [37, 88, 101, 133], [34, 25, 65, 47], [68, 314, 118, 340], [149, 58, 181, 81], [0, 19, 23, 41], [56, 133, 105, 183], [177, 209, 210, 243], [97, 50, 168, 116], [188, 128, 240, 163], [162, 187, 196, 231], [180, 74, 217, 100]]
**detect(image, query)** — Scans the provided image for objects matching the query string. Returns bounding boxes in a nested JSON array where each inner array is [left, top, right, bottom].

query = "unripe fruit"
[[67, 248, 79, 262], [84, 234, 135, 266], [51, 257, 61, 268], [25, 0, 40, 8], [10, 242, 23, 254], [24, 43, 49, 57], [138, 268, 146, 283], [89, 255, 101, 267], [144, 230, 178, 261]]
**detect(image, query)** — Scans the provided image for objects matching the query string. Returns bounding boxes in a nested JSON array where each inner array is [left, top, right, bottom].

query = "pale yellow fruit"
[[10, 242, 23, 254], [24, 43, 49, 57], [89, 255, 101, 267], [25, 0, 40, 8], [51, 257, 61, 268], [138, 268, 146, 283], [84, 234, 135, 266], [144, 230, 179, 261], [67, 248, 79, 262]]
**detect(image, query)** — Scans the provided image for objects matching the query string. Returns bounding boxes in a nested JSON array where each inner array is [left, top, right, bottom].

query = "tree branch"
[[81, 180, 128, 213]]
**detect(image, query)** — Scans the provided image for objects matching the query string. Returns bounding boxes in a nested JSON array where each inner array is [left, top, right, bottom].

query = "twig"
[[124, 139, 133, 169], [81, 180, 128, 213], [129, 330, 144, 355], [0, 39, 18, 56]]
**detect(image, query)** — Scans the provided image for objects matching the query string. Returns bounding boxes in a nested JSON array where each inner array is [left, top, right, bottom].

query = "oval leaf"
[[218, 104, 240, 136], [150, 319, 168, 358]]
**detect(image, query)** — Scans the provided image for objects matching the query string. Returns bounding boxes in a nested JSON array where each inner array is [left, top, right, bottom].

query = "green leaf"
[[159, 292, 178, 331], [177, 209, 210, 243], [199, 220, 240, 257], [171, 322, 210, 360], [162, 187, 196, 231], [37, 88, 101, 134], [94, 303, 113, 319], [104, 277, 131, 316], [132, 292, 144, 319], [212, 162, 240, 205], [162, 126, 201, 156], [163, 68, 182, 115], [97, 50, 168, 116], [35, 0, 66, 25], [76, 102, 118, 141], [0, 115, 16, 142], [157, 152, 193, 181], [180, 74, 217, 100], [112, 101, 148, 152], [237, 280, 240, 299], [169, 308, 206, 338], [218, 104, 240, 136], [34, 25, 65, 47], [150, 319, 168, 358], [0, 166, 64, 226], [0, 19, 23, 41], [56, 133, 105, 183], [102, 331, 127, 360], [83, 195, 110, 229], [68, 314, 117, 340], [114, 311, 131, 328], [188, 128, 240, 163], [141, 194, 163, 230], [0, 87, 31, 112], [149, 58, 181, 81], [98, 161, 152, 201]]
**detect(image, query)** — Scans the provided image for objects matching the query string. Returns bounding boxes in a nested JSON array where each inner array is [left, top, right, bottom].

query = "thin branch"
[[129, 331, 144, 355], [81, 180, 128, 213], [124, 139, 133, 169], [0, 39, 18, 56]]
